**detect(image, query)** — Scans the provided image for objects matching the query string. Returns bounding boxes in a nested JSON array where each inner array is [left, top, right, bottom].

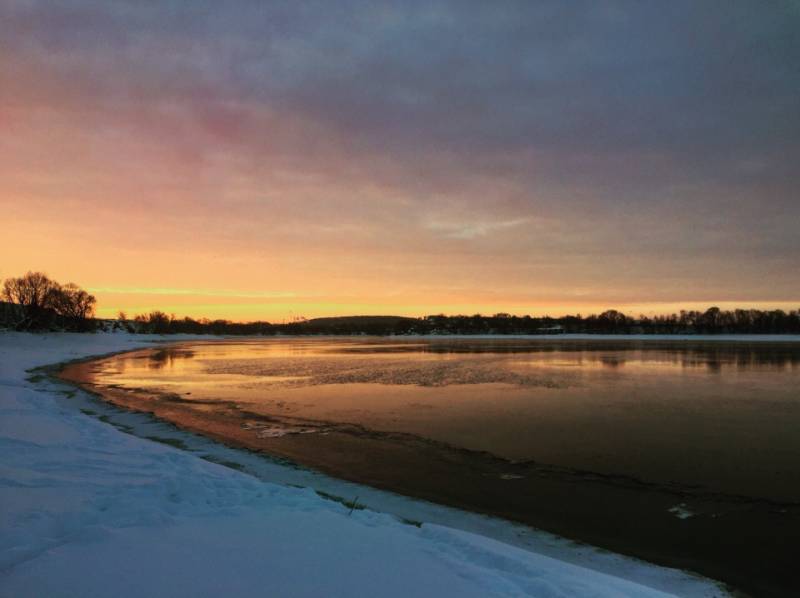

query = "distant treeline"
[[2, 272, 799, 335], [121, 308, 800, 335]]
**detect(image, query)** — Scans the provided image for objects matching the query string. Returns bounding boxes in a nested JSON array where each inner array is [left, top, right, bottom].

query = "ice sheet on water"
[[242, 421, 323, 438], [668, 503, 695, 520], [203, 355, 570, 389]]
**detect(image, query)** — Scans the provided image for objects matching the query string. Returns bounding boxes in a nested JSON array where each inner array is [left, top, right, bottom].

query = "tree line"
[[120, 307, 800, 335], [2, 272, 799, 335], [413, 308, 800, 335]]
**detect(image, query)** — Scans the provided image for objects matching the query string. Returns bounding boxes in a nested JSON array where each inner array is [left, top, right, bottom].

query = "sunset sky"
[[3, 1, 799, 321]]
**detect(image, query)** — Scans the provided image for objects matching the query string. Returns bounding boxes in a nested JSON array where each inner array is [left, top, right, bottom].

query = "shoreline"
[[56, 341, 798, 596], [12, 332, 718, 597], [44, 350, 719, 595]]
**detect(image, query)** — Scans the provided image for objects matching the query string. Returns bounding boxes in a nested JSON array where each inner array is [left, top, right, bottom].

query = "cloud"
[[425, 218, 530, 240], [1, 0, 799, 314], [86, 287, 298, 299]]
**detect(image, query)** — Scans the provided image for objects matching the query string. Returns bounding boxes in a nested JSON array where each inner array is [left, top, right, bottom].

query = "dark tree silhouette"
[[2, 272, 61, 329], [1, 272, 96, 330], [51, 283, 96, 329]]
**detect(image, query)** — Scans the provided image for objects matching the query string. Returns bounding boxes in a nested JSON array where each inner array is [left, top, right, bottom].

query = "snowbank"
[[0, 333, 727, 597]]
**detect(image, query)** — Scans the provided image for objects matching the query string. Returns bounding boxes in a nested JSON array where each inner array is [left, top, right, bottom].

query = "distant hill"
[[293, 315, 418, 334], [304, 315, 416, 327]]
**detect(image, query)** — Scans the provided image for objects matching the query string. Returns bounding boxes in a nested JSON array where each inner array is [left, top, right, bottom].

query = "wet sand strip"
[[60, 358, 798, 598]]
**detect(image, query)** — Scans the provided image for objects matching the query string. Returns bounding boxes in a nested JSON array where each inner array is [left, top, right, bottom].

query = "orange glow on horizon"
[[3, 3, 798, 319]]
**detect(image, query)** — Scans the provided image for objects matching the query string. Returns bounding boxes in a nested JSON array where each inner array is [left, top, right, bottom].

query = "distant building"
[[536, 325, 564, 334]]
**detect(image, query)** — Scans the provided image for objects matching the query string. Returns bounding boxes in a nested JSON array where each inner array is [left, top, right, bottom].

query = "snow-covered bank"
[[0, 333, 727, 597]]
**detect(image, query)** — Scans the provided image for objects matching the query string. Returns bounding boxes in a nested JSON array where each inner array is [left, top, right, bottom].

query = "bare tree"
[[52, 283, 96, 326], [2, 272, 96, 330], [1, 272, 60, 329]]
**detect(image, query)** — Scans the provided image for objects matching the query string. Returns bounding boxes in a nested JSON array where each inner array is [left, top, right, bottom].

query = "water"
[[89, 337, 800, 501], [68, 336, 800, 595]]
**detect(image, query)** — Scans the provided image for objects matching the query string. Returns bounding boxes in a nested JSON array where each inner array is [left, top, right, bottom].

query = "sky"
[[2, 1, 799, 321]]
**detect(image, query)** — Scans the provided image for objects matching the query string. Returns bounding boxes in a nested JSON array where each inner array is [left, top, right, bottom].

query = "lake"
[[62, 337, 800, 597]]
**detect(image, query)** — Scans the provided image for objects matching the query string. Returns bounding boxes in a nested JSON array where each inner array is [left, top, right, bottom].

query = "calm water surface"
[[92, 337, 800, 501]]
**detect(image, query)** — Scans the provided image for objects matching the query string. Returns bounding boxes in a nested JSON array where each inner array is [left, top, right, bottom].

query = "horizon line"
[[97, 303, 800, 324]]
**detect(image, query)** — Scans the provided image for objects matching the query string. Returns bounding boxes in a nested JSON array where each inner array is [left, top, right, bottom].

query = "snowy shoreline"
[[1, 332, 729, 597]]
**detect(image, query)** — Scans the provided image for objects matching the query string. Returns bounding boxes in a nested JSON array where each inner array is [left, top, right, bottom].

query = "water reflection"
[[326, 339, 800, 373], [146, 348, 196, 370], [90, 337, 800, 502], [133, 338, 800, 376]]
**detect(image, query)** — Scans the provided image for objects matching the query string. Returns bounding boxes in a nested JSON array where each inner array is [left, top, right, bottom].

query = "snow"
[[0, 332, 729, 597]]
